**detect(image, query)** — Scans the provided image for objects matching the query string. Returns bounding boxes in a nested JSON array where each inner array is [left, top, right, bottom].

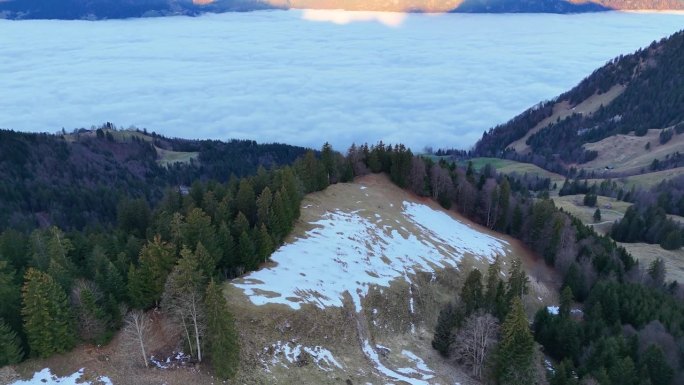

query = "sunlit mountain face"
[[1, 0, 683, 20]]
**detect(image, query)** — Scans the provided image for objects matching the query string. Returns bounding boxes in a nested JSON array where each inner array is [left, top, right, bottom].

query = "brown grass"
[[581, 128, 684, 174], [619, 242, 684, 283], [508, 84, 625, 154], [552, 194, 631, 235], [228, 174, 558, 384]]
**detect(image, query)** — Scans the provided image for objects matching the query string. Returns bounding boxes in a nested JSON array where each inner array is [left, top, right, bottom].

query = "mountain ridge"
[[1, 0, 683, 20]]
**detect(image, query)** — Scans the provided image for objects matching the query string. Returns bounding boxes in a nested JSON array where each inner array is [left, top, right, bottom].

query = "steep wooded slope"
[[474, 30, 684, 173]]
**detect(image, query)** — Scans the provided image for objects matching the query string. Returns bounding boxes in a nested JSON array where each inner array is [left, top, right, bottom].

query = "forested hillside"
[[0, 141, 342, 374], [3, 135, 684, 385], [0, 126, 307, 231], [474, 29, 684, 174]]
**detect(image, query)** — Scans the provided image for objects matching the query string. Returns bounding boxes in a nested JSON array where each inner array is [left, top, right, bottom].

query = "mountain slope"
[[474, 29, 684, 175], [228, 173, 556, 384], [1, 0, 683, 19], [0, 127, 307, 231]]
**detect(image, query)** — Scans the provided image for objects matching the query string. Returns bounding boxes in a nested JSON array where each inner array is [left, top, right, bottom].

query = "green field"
[[155, 146, 199, 167], [458, 157, 566, 183]]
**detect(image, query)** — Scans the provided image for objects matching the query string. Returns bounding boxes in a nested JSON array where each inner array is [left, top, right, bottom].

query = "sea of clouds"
[[1, 10, 682, 150]]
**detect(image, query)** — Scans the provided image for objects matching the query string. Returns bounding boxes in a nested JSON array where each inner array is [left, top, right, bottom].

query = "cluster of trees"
[[474, 30, 684, 173], [0, 127, 308, 232], [612, 175, 684, 250], [0, 142, 338, 377], [432, 259, 542, 384], [612, 206, 683, 249]]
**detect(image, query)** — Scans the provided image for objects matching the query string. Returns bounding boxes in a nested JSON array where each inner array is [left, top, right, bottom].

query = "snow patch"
[[265, 341, 342, 372], [234, 200, 508, 310], [10, 368, 113, 385], [362, 340, 431, 385]]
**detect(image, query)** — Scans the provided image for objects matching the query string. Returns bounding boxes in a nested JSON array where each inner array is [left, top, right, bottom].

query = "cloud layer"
[[0, 11, 682, 151]]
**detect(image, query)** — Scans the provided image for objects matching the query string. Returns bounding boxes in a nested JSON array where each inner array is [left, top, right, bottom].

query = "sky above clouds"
[[1, 10, 683, 150]]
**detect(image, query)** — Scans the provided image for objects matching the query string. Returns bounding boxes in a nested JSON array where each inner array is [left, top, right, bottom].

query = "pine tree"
[[506, 258, 529, 302], [484, 257, 502, 312], [127, 236, 175, 309], [495, 298, 535, 385], [321, 142, 336, 184], [232, 211, 250, 240], [235, 179, 256, 223], [641, 345, 673, 385], [461, 269, 484, 315], [432, 302, 461, 357], [217, 222, 236, 274], [182, 208, 219, 263], [21, 269, 75, 358], [0, 260, 21, 335], [495, 178, 511, 231], [593, 208, 602, 222], [257, 224, 274, 263], [559, 286, 573, 319], [0, 318, 23, 365], [238, 231, 256, 271], [256, 187, 273, 228], [205, 280, 240, 379]]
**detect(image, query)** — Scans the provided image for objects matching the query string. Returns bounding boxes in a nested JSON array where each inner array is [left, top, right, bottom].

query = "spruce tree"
[[506, 258, 529, 302], [432, 302, 463, 357], [256, 187, 273, 228], [257, 224, 274, 263], [484, 257, 502, 312], [495, 298, 535, 385], [0, 318, 23, 365], [127, 236, 175, 309], [461, 269, 483, 315], [205, 280, 240, 379], [236, 179, 256, 224], [238, 231, 256, 271], [641, 345, 673, 385], [21, 269, 75, 358]]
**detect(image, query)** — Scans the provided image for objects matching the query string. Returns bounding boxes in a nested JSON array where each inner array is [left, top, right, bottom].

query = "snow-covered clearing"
[[234, 200, 508, 311], [10, 368, 113, 385]]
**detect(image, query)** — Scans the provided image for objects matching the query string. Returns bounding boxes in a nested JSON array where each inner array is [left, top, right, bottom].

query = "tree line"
[[0, 144, 340, 377], [0, 126, 308, 232]]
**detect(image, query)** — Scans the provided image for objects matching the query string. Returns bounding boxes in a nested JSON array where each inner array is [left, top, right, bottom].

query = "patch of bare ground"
[[508, 84, 625, 154], [580, 128, 684, 174], [229, 173, 558, 384], [8, 310, 221, 385]]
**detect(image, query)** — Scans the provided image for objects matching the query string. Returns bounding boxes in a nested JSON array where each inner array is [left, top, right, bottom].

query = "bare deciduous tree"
[[161, 247, 206, 362], [123, 309, 151, 368], [453, 311, 499, 379], [430, 164, 452, 201]]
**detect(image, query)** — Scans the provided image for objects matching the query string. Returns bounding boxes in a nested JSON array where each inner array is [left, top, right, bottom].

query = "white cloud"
[[0, 11, 682, 151], [301, 9, 407, 27]]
